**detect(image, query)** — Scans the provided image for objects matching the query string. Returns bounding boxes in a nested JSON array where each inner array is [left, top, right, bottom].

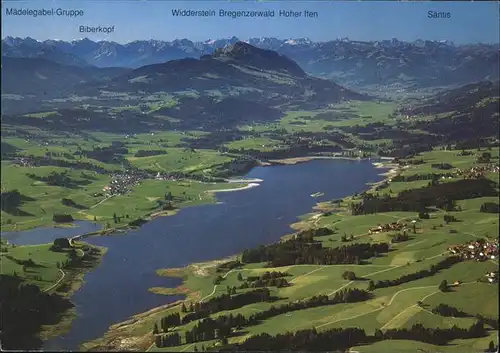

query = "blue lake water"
[[15, 159, 386, 351], [2, 221, 102, 246]]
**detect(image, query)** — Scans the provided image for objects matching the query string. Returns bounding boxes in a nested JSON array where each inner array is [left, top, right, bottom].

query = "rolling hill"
[[96, 42, 366, 104], [1, 42, 365, 129], [1, 57, 128, 97], [3, 36, 498, 90], [402, 81, 500, 146]]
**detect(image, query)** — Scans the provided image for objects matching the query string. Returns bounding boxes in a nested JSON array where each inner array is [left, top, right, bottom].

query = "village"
[[456, 163, 500, 179], [368, 221, 409, 234], [100, 169, 215, 197], [448, 238, 499, 262], [102, 169, 157, 196], [485, 270, 499, 284]]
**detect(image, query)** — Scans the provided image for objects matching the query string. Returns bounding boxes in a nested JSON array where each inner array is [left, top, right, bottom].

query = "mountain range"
[[2, 37, 499, 90], [1, 42, 365, 125], [402, 81, 499, 144]]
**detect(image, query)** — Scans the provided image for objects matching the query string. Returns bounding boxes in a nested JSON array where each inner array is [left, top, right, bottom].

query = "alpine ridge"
[[2, 36, 498, 90]]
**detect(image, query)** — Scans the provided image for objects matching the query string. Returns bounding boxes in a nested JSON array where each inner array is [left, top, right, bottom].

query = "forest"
[[368, 256, 461, 290], [0, 275, 74, 350], [154, 288, 371, 347], [159, 288, 276, 327], [240, 236, 390, 267], [351, 178, 498, 215], [218, 320, 488, 351], [480, 202, 500, 213]]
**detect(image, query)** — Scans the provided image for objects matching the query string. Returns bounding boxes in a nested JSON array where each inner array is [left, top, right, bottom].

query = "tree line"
[[7, 154, 109, 174], [432, 303, 470, 318], [238, 277, 289, 289], [431, 305, 499, 330], [45, 151, 75, 160], [157, 288, 275, 330], [216, 260, 242, 273], [134, 149, 166, 157], [52, 214, 74, 223], [391, 172, 454, 183], [154, 332, 181, 348], [368, 256, 461, 290], [379, 321, 487, 345], [0, 189, 35, 215], [241, 235, 390, 267], [220, 327, 367, 352], [79, 143, 128, 164], [153, 288, 371, 348], [0, 275, 74, 350], [238, 271, 291, 289], [158, 288, 371, 347], [241, 288, 371, 328], [218, 320, 488, 351], [480, 202, 499, 213], [350, 179, 497, 216], [431, 163, 454, 170], [391, 232, 410, 243]]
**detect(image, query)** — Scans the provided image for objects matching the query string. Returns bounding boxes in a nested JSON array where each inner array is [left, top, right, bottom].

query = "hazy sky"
[[2, 1, 499, 44]]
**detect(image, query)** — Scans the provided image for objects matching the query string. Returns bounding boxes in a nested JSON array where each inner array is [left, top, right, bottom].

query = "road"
[[379, 281, 478, 331], [89, 195, 115, 209], [43, 268, 65, 293], [317, 280, 478, 331], [144, 213, 456, 350], [199, 267, 238, 303]]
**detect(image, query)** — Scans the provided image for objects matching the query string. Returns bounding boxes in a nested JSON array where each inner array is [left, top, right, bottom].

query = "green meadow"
[[82, 147, 500, 353], [1, 127, 245, 232]]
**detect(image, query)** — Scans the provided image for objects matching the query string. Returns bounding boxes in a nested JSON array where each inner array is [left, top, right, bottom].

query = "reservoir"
[[2, 221, 102, 246], [33, 159, 387, 350]]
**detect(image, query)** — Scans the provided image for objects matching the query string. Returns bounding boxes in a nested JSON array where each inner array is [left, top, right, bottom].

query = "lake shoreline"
[[268, 155, 363, 165], [207, 182, 260, 193], [80, 158, 399, 351], [0, 156, 388, 235], [28, 243, 108, 346], [0, 180, 254, 236]]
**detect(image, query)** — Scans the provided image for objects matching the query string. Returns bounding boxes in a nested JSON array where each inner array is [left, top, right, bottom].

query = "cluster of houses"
[[448, 239, 499, 262], [103, 171, 146, 196], [485, 270, 499, 283], [154, 172, 179, 181], [456, 164, 500, 179], [12, 157, 34, 168], [368, 221, 408, 234]]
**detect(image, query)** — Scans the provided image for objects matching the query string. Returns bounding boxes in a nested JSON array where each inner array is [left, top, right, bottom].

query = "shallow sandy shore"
[[208, 182, 260, 193], [225, 178, 264, 183], [269, 155, 362, 165]]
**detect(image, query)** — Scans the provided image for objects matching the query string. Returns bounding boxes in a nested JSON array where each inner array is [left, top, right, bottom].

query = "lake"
[[2, 221, 102, 246], [34, 159, 387, 350]]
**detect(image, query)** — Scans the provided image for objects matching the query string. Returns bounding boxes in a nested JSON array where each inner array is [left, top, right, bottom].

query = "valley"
[[1, 9, 499, 352], [78, 148, 500, 353]]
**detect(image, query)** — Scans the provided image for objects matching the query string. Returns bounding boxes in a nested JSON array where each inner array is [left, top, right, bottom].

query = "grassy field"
[[1, 238, 108, 341], [239, 101, 399, 134], [1, 241, 69, 290], [1, 239, 106, 292], [1, 127, 246, 231], [2, 98, 499, 352], [128, 148, 234, 174], [81, 180, 245, 224], [82, 148, 499, 352], [1, 162, 112, 230], [225, 137, 284, 152], [1, 100, 401, 232], [399, 148, 499, 177]]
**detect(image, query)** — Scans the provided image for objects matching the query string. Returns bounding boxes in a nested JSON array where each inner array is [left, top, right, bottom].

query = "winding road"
[[43, 268, 65, 293], [145, 213, 475, 351]]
